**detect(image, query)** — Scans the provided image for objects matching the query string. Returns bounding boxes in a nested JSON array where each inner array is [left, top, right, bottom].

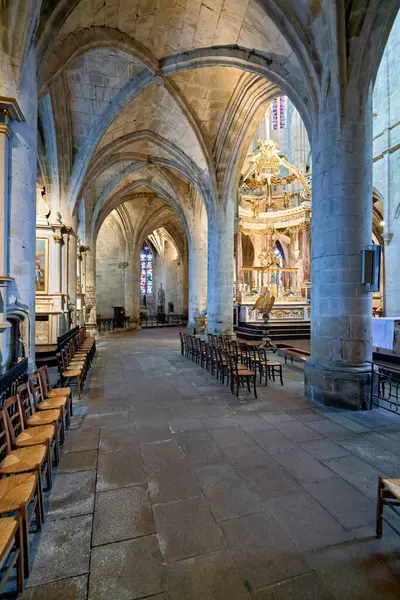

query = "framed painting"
[[36, 238, 48, 294]]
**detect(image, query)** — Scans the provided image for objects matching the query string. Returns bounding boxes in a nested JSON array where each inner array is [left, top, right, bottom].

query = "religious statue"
[[252, 288, 275, 322]]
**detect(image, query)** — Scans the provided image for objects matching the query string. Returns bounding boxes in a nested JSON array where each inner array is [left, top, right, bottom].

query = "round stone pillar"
[[207, 200, 234, 334], [188, 208, 207, 330], [305, 92, 373, 410], [84, 245, 97, 334]]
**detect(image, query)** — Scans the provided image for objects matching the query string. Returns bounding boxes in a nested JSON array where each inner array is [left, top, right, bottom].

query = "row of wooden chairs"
[[179, 333, 284, 388], [0, 330, 95, 594], [56, 329, 96, 400], [180, 333, 259, 398]]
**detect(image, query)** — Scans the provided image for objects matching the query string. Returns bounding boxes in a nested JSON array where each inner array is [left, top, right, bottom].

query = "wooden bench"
[[282, 347, 310, 364]]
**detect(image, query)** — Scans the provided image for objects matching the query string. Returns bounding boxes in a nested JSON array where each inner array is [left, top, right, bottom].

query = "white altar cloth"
[[372, 318, 395, 350]]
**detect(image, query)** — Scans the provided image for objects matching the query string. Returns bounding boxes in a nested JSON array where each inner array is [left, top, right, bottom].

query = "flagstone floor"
[[21, 328, 400, 599]]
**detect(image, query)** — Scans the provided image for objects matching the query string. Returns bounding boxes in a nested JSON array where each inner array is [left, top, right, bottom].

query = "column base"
[[304, 358, 371, 411]]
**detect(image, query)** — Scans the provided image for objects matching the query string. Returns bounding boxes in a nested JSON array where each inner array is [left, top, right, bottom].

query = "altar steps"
[[235, 320, 311, 341]]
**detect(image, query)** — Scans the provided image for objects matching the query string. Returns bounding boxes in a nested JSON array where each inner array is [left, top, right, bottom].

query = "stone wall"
[[96, 219, 126, 317]]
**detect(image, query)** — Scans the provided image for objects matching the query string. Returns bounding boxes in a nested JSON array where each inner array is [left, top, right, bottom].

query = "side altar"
[[234, 138, 311, 331]]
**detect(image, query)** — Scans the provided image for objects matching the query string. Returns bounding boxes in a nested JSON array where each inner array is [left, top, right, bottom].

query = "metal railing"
[[370, 361, 400, 415], [0, 358, 28, 407], [140, 313, 184, 327], [97, 317, 131, 332]]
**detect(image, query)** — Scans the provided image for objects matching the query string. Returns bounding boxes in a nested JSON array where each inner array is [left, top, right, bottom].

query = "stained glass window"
[[271, 96, 288, 130], [140, 245, 153, 296]]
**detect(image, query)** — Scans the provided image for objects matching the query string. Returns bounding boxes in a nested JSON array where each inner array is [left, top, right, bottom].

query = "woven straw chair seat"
[[15, 425, 55, 447], [0, 446, 47, 475], [27, 410, 60, 427], [382, 478, 400, 499], [48, 387, 71, 397], [0, 473, 36, 513], [0, 517, 19, 558], [38, 397, 67, 411]]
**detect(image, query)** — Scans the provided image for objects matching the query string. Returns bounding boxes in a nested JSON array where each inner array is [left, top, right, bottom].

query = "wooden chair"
[[38, 366, 72, 422], [29, 373, 69, 442], [256, 347, 283, 385], [0, 473, 41, 577], [376, 477, 400, 537], [3, 395, 58, 470], [57, 351, 84, 400], [0, 516, 24, 594], [179, 332, 185, 356], [216, 347, 229, 385], [226, 351, 257, 398], [17, 383, 63, 452], [0, 410, 50, 523]]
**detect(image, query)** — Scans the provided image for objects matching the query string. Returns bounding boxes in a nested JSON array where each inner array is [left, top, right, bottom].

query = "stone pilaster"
[[305, 91, 373, 410], [207, 200, 234, 334], [84, 245, 96, 333], [187, 210, 207, 330], [0, 99, 24, 371]]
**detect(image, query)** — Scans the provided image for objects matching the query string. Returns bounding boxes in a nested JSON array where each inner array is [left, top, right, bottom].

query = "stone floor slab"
[[153, 496, 223, 562], [307, 539, 400, 599], [266, 493, 353, 551], [28, 515, 92, 587], [97, 447, 145, 491], [57, 450, 98, 473], [240, 462, 303, 499], [63, 428, 99, 453], [47, 471, 96, 520], [274, 420, 323, 443], [250, 429, 298, 455], [301, 438, 350, 461], [89, 535, 165, 600], [222, 442, 271, 468], [175, 429, 227, 465], [221, 512, 310, 590], [21, 575, 88, 600], [306, 418, 356, 441], [273, 449, 337, 484], [253, 571, 335, 599], [322, 455, 383, 499], [165, 550, 252, 599], [146, 458, 201, 503], [211, 426, 252, 448], [93, 485, 155, 546], [195, 463, 265, 521], [303, 476, 375, 529]]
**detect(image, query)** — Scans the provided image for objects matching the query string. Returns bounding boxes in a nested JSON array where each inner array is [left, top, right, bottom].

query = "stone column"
[[0, 102, 22, 371], [207, 200, 235, 334], [84, 245, 96, 333], [236, 230, 244, 289], [305, 91, 373, 409], [188, 209, 207, 330]]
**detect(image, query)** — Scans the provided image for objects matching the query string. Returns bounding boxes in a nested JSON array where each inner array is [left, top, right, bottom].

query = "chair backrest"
[[56, 352, 64, 374], [3, 395, 26, 446], [256, 346, 268, 362], [38, 365, 51, 391], [248, 345, 257, 362], [17, 382, 36, 422], [0, 410, 12, 462], [28, 372, 44, 407], [207, 333, 213, 344]]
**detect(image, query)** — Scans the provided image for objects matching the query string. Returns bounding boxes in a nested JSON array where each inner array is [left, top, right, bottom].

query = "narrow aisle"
[[23, 329, 400, 600]]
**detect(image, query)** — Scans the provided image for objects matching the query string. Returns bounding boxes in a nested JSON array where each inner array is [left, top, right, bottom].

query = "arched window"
[[271, 96, 288, 130], [140, 245, 153, 299], [274, 243, 284, 267]]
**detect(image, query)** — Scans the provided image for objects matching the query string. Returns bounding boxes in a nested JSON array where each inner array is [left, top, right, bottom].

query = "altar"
[[234, 138, 311, 332]]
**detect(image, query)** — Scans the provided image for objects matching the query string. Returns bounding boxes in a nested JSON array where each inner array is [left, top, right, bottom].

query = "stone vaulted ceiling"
[[34, 0, 398, 250]]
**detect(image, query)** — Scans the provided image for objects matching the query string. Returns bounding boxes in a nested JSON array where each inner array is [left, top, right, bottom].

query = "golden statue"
[[252, 288, 275, 315]]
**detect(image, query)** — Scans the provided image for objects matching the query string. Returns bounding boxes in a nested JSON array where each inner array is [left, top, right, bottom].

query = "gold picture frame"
[[36, 238, 48, 294]]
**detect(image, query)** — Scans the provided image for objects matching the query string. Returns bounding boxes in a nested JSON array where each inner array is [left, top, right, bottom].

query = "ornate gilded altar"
[[235, 138, 311, 324]]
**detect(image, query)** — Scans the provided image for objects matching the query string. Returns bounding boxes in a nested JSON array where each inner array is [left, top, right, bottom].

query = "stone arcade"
[[0, 1, 397, 408], [1, 1, 400, 596]]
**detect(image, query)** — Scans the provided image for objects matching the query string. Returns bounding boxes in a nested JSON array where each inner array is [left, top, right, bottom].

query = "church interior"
[[0, 1, 400, 598]]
